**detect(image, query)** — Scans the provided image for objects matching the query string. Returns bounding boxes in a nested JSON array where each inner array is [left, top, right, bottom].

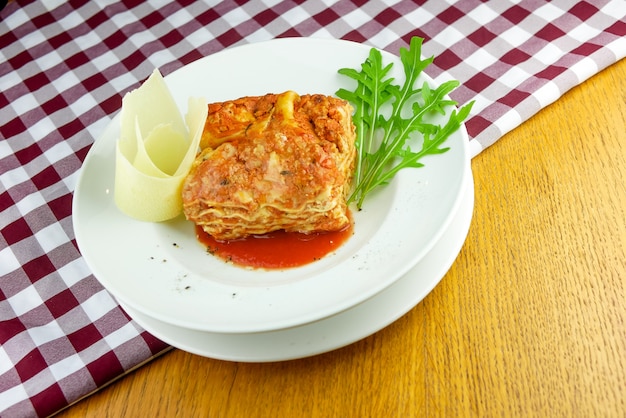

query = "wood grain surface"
[[57, 58, 626, 418]]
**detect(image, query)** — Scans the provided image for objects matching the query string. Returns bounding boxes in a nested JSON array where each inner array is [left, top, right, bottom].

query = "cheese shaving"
[[114, 69, 207, 222]]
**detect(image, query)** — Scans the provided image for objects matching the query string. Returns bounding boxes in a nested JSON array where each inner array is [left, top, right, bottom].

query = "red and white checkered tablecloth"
[[1, 0, 624, 416]]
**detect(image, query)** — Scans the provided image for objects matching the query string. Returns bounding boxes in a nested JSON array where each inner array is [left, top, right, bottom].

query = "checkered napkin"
[[1, 0, 624, 416]]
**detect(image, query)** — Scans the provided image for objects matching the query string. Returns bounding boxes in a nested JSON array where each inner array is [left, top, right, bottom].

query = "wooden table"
[[58, 58, 625, 418]]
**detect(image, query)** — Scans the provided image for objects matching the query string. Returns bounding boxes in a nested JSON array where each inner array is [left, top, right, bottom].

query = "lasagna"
[[181, 91, 356, 240]]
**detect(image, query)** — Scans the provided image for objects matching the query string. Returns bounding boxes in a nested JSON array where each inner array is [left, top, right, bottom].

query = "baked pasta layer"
[[182, 91, 356, 240]]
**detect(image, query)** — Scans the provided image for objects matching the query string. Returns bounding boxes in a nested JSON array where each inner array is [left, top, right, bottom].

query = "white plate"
[[73, 38, 470, 333], [120, 169, 474, 362]]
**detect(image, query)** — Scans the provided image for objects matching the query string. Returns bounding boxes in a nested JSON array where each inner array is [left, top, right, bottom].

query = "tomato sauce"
[[196, 222, 353, 269]]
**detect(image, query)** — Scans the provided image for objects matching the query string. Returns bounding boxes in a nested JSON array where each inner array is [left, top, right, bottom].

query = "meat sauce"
[[196, 222, 353, 269]]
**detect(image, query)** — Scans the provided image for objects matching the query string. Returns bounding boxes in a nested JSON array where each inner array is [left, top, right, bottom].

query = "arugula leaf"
[[337, 37, 474, 209]]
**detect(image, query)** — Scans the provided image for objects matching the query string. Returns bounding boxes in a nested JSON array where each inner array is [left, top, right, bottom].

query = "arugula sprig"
[[336, 37, 474, 209]]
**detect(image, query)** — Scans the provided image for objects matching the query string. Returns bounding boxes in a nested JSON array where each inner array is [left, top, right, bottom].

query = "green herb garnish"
[[336, 37, 474, 209]]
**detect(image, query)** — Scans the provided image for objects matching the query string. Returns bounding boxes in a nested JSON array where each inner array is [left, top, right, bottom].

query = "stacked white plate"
[[73, 39, 474, 362]]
